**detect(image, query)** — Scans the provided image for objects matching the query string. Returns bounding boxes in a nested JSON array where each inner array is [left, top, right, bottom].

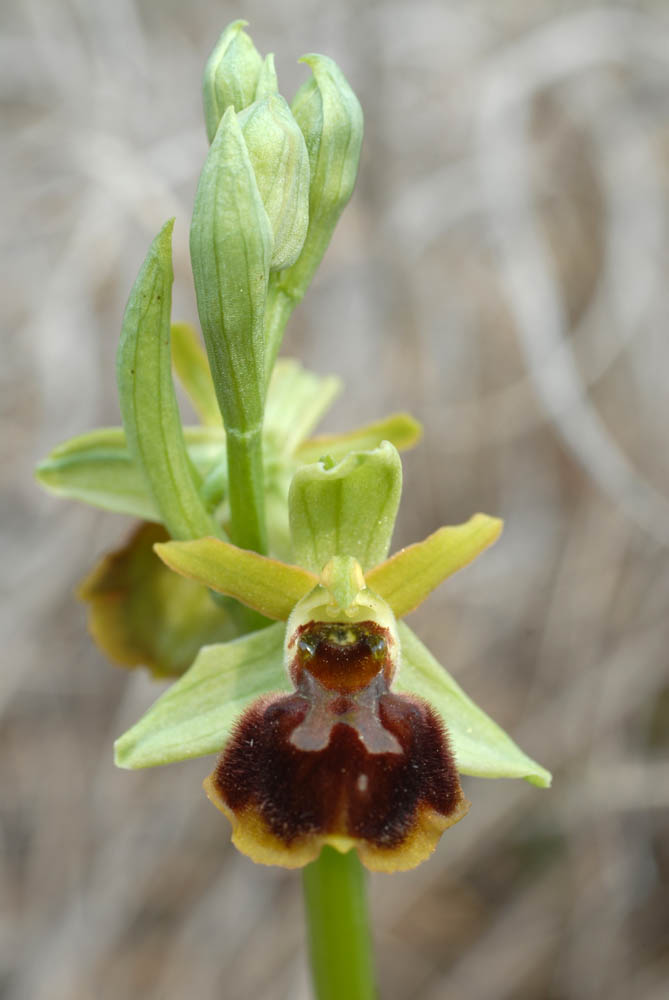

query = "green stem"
[[264, 280, 297, 389], [225, 425, 268, 554], [303, 848, 376, 1000]]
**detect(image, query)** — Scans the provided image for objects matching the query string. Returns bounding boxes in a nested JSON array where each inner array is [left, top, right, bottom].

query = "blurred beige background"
[[2, 1, 669, 998]]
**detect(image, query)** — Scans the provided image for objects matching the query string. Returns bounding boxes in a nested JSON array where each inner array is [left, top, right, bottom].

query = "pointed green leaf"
[[295, 412, 422, 464], [289, 442, 402, 574], [171, 322, 221, 427], [155, 536, 316, 620], [366, 514, 503, 618], [115, 622, 289, 769], [35, 426, 227, 520], [396, 623, 551, 787], [264, 358, 341, 456], [117, 220, 221, 541]]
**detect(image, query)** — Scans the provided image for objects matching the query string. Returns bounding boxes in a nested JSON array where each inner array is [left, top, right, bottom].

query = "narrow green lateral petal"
[[35, 427, 227, 520], [295, 412, 422, 465], [115, 622, 289, 769], [117, 220, 221, 541], [264, 359, 341, 456], [79, 523, 237, 677], [366, 514, 503, 619], [289, 442, 402, 574], [171, 322, 221, 427], [155, 536, 316, 620], [396, 623, 551, 787]]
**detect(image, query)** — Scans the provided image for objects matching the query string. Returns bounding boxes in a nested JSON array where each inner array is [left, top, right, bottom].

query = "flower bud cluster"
[[191, 20, 364, 438]]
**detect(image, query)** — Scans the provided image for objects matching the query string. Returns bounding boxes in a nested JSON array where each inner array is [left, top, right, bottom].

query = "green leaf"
[[289, 442, 402, 574], [117, 220, 221, 541], [35, 426, 226, 520], [295, 412, 422, 464], [366, 514, 503, 618], [264, 359, 341, 456], [396, 623, 551, 787], [171, 322, 221, 427], [154, 536, 316, 620], [78, 523, 237, 677], [115, 623, 289, 769]]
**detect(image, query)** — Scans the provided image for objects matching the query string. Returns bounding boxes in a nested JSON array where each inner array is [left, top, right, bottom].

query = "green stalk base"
[[225, 426, 267, 554], [303, 847, 376, 1000]]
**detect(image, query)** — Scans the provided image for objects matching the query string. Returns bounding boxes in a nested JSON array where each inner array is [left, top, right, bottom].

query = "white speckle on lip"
[[357, 774, 368, 792]]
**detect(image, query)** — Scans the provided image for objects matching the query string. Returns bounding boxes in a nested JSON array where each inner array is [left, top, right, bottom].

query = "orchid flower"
[[115, 442, 550, 872]]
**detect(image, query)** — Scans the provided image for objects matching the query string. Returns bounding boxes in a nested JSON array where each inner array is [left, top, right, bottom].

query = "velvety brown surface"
[[216, 691, 461, 848]]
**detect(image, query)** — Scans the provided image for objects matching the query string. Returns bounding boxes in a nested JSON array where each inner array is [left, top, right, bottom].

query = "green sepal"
[[154, 536, 317, 620], [366, 514, 503, 618], [296, 412, 422, 464], [116, 220, 221, 541], [264, 359, 341, 456], [289, 441, 402, 574], [255, 53, 279, 100], [202, 20, 262, 141], [78, 523, 237, 678], [35, 426, 226, 521], [396, 623, 551, 787], [190, 106, 271, 433], [115, 623, 289, 769], [171, 322, 221, 427]]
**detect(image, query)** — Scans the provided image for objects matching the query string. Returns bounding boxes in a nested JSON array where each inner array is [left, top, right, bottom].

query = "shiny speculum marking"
[[207, 620, 468, 870]]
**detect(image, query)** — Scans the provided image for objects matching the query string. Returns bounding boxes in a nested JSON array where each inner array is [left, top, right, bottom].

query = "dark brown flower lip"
[[206, 684, 469, 872]]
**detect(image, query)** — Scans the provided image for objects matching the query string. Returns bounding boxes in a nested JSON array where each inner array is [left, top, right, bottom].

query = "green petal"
[[78, 523, 237, 677], [171, 322, 221, 427], [264, 358, 341, 456], [396, 623, 551, 787], [295, 412, 422, 464], [115, 622, 289, 769], [117, 220, 221, 541], [289, 442, 402, 574], [366, 514, 503, 618], [36, 427, 226, 520], [154, 536, 316, 620]]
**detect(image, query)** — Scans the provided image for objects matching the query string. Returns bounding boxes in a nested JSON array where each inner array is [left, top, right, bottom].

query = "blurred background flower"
[[2, 1, 669, 998]]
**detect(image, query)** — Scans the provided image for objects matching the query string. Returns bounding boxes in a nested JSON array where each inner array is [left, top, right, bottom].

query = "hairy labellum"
[[205, 618, 468, 871]]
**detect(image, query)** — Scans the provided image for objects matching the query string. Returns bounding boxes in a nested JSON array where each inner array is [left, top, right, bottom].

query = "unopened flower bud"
[[254, 53, 279, 101], [202, 20, 262, 142], [275, 54, 363, 301], [238, 95, 310, 271]]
